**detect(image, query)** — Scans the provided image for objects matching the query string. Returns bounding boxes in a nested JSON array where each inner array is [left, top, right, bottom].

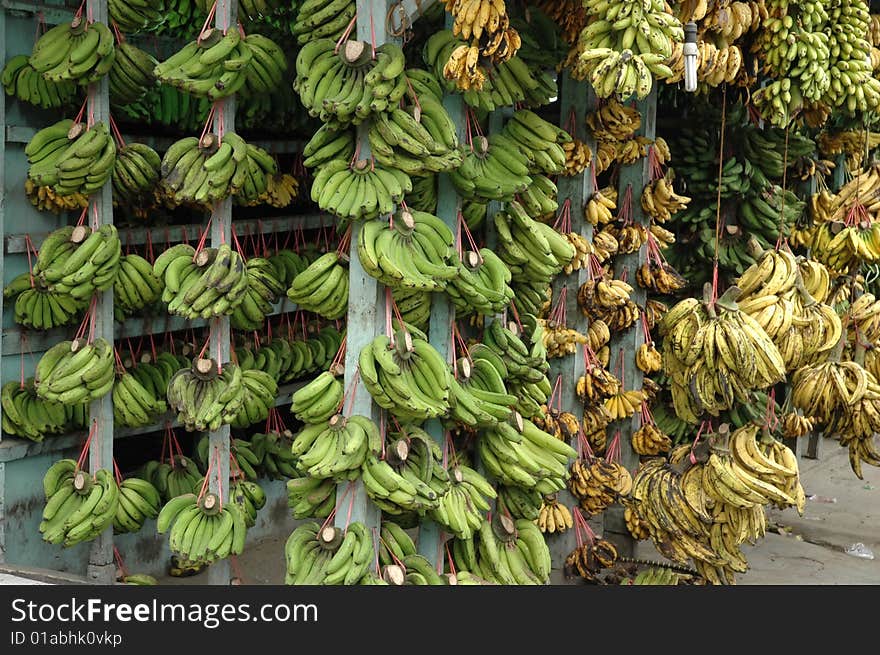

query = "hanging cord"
[[711, 85, 728, 305]]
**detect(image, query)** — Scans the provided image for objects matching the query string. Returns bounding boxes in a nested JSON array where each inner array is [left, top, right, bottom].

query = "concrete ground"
[[157, 436, 880, 586]]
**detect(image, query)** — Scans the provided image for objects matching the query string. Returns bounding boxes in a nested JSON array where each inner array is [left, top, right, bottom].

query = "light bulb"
[[683, 21, 698, 93]]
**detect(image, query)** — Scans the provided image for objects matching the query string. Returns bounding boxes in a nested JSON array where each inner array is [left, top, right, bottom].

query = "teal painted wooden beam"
[[419, 10, 465, 566], [547, 72, 597, 574], [206, 0, 237, 587], [85, 0, 115, 586], [602, 88, 657, 557]]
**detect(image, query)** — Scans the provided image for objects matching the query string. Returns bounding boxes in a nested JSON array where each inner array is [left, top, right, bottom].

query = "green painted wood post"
[[335, 0, 403, 533], [602, 89, 657, 557], [547, 72, 596, 573], [419, 12, 465, 567], [206, 0, 237, 587], [85, 0, 116, 585]]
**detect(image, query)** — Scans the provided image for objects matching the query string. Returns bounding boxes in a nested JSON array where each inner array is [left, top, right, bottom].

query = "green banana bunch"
[[29, 18, 116, 86], [739, 124, 816, 181], [494, 201, 574, 288], [287, 474, 337, 519], [450, 515, 552, 584], [230, 257, 286, 331], [449, 134, 532, 201], [142, 456, 204, 503], [156, 243, 249, 320], [290, 0, 356, 45], [127, 354, 186, 407], [112, 142, 161, 205], [113, 369, 167, 428], [1, 379, 68, 442], [108, 40, 157, 106], [157, 492, 247, 565], [119, 82, 211, 131], [268, 248, 312, 288], [160, 132, 276, 205], [447, 248, 515, 317], [34, 224, 121, 301], [359, 330, 452, 421], [294, 38, 408, 128], [310, 156, 412, 221], [391, 287, 432, 331], [115, 253, 164, 316], [572, 0, 681, 99], [462, 197, 489, 230], [496, 485, 543, 521], [447, 355, 517, 429], [27, 120, 116, 197], [292, 369, 344, 424], [35, 338, 115, 405], [501, 109, 570, 176], [361, 426, 448, 515], [377, 520, 417, 566], [368, 94, 463, 175], [379, 553, 447, 585], [286, 251, 349, 320], [302, 124, 355, 170], [5, 272, 85, 330], [228, 478, 267, 527], [239, 329, 344, 385], [291, 414, 381, 481], [166, 359, 245, 432], [2, 54, 77, 109], [252, 430, 300, 479], [109, 0, 165, 33], [431, 464, 496, 540], [405, 173, 438, 213], [477, 413, 576, 494], [154, 28, 287, 101], [824, 0, 880, 115], [518, 174, 560, 219], [113, 476, 162, 534], [284, 521, 374, 585], [41, 464, 119, 548], [229, 369, 278, 429], [357, 210, 458, 292]]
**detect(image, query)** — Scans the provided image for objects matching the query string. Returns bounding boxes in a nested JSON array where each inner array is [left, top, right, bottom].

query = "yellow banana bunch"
[[249, 172, 299, 208], [576, 365, 621, 405], [605, 389, 647, 421], [536, 495, 574, 533], [641, 176, 691, 222], [604, 222, 649, 255], [631, 422, 672, 455], [585, 187, 617, 226], [791, 360, 880, 479], [588, 318, 611, 353], [850, 291, 880, 344], [563, 232, 593, 274], [636, 341, 662, 374], [578, 276, 640, 332], [781, 412, 814, 439], [659, 286, 787, 424], [587, 98, 641, 140], [25, 178, 88, 214], [622, 502, 650, 540], [636, 260, 687, 294], [568, 456, 633, 516], [817, 130, 880, 170], [562, 139, 592, 176], [443, 44, 486, 90]]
